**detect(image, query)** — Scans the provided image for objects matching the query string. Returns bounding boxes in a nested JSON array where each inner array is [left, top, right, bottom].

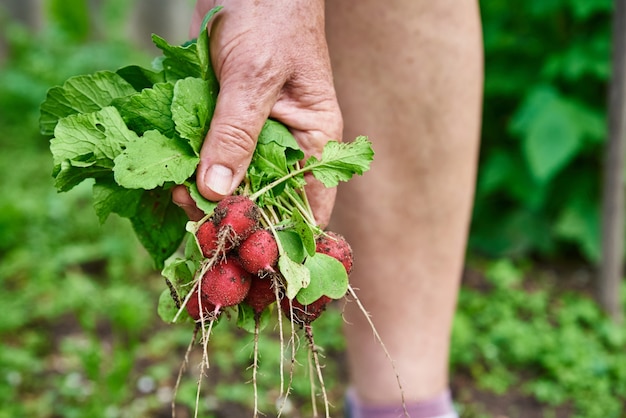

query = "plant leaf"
[[276, 230, 306, 263], [151, 34, 202, 80], [53, 161, 111, 192], [197, 6, 223, 86], [183, 229, 204, 271], [237, 302, 271, 333], [188, 183, 218, 215], [92, 178, 143, 223], [511, 86, 604, 183], [51, 106, 137, 165], [258, 119, 303, 155], [157, 288, 179, 323], [304, 136, 374, 187], [172, 77, 215, 154], [130, 189, 187, 269], [116, 65, 166, 91], [40, 71, 136, 135], [112, 82, 175, 136], [278, 254, 310, 300], [296, 253, 348, 304], [554, 194, 601, 262], [113, 130, 199, 189], [291, 211, 316, 256], [251, 142, 290, 180], [162, 257, 195, 288]]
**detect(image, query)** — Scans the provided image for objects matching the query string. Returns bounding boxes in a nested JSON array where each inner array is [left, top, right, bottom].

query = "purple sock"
[[345, 388, 458, 418]]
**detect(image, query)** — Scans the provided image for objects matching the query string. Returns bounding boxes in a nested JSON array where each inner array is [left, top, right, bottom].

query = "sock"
[[345, 388, 458, 418]]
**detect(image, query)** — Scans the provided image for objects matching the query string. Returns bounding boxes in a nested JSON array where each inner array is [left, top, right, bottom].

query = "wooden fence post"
[[599, 0, 626, 323]]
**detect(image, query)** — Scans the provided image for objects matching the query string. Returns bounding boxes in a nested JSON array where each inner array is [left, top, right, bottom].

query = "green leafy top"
[[39, 7, 374, 303]]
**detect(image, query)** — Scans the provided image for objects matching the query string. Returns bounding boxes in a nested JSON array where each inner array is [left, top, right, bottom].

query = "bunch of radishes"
[[182, 194, 353, 327], [164, 192, 361, 418]]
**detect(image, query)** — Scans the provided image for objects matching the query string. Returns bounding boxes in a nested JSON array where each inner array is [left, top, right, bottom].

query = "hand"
[[173, 0, 343, 227]]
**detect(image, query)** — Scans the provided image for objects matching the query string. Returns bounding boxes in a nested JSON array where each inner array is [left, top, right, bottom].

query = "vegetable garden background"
[[1, 0, 625, 417]]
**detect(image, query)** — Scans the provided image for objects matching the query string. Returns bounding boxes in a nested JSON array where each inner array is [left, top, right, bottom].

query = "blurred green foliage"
[[472, 0, 612, 262]]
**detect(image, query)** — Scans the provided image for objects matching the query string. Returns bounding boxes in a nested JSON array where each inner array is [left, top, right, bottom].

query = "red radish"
[[281, 295, 331, 325], [316, 231, 354, 274], [238, 229, 279, 275], [185, 288, 217, 321], [201, 256, 252, 309], [244, 276, 277, 314], [196, 220, 229, 257], [214, 195, 260, 244]]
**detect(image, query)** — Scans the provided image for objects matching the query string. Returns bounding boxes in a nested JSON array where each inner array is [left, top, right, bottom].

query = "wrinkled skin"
[[173, 0, 342, 228]]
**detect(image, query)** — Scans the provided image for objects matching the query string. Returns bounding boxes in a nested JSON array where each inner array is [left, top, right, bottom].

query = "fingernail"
[[204, 164, 233, 195]]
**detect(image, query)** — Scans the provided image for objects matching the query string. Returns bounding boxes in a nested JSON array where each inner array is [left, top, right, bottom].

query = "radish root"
[[347, 284, 409, 417], [172, 325, 199, 418], [252, 320, 260, 418], [305, 324, 330, 418]]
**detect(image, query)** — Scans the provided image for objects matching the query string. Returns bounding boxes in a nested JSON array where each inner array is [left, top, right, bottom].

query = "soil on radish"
[[201, 256, 252, 309], [238, 229, 279, 275], [244, 275, 278, 315], [316, 231, 354, 274], [196, 220, 228, 258], [185, 289, 217, 321], [281, 296, 331, 326], [213, 195, 260, 244]]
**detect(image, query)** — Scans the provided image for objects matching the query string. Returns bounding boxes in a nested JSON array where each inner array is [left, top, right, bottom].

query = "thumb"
[[196, 80, 279, 201]]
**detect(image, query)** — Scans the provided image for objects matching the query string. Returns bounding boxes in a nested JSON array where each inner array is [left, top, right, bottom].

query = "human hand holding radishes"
[[173, 0, 343, 228]]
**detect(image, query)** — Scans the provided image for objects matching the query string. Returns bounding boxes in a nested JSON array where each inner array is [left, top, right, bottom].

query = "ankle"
[[345, 388, 458, 418]]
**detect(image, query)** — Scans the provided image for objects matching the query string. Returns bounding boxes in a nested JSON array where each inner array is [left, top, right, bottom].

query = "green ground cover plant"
[[452, 259, 626, 418]]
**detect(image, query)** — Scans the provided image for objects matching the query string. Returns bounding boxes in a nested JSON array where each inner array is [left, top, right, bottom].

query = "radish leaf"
[[157, 288, 180, 323], [113, 131, 198, 189], [53, 162, 111, 192], [130, 189, 186, 269], [112, 82, 175, 136], [291, 210, 316, 256], [40, 71, 137, 135], [92, 179, 143, 223], [172, 77, 215, 154], [297, 253, 348, 304], [151, 34, 202, 81], [304, 136, 374, 187], [116, 65, 165, 91], [279, 254, 311, 300], [188, 183, 218, 215], [236, 303, 271, 333], [51, 106, 137, 165], [251, 142, 290, 179], [258, 120, 303, 153], [183, 229, 204, 271], [162, 258, 195, 288], [197, 6, 223, 84], [277, 230, 306, 263]]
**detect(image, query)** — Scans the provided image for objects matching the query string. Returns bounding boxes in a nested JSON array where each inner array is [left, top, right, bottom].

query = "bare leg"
[[326, 0, 483, 406]]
